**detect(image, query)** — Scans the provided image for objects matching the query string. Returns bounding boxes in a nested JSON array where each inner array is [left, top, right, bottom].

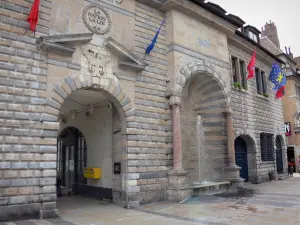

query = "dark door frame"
[[57, 127, 87, 194], [235, 137, 249, 182]]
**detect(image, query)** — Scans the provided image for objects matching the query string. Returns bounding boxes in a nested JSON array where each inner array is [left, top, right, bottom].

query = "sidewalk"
[[1, 177, 300, 225]]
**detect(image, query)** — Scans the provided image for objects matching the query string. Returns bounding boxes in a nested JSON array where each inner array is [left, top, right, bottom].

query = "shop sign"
[[285, 122, 291, 136]]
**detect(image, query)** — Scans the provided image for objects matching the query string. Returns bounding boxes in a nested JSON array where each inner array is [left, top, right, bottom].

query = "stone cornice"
[[161, 0, 238, 35]]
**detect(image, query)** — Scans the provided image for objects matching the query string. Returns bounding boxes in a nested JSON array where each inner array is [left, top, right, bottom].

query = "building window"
[[255, 68, 268, 95], [249, 31, 258, 43], [261, 71, 267, 94], [231, 56, 238, 83], [231, 56, 247, 90], [255, 68, 262, 94], [260, 133, 274, 162], [239, 60, 247, 89]]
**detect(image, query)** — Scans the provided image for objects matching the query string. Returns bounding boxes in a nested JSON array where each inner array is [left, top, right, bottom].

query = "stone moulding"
[[36, 33, 94, 56], [104, 37, 148, 72]]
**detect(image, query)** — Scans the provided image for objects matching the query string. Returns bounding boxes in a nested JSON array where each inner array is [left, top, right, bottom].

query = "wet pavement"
[[2, 175, 300, 225]]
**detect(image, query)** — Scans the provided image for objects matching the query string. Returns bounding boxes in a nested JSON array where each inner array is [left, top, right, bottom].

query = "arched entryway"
[[40, 75, 135, 216], [57, 127, 87, 196], [180, 64, 229, 184], [235, 137, 248, 182], [276, 136, 284, 173]]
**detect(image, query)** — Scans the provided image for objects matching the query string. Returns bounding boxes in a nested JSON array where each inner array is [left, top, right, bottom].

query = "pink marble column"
[[224, 109, 236, 165], [169, 96, 183, 170]]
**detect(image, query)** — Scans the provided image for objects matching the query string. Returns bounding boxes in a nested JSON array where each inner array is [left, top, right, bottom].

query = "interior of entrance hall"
[[56, 89, 123, 203], [181, 72, 228, 184]]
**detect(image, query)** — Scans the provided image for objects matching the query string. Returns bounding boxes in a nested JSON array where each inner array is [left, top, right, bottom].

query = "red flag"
[[276, 86, 285, 99], [27, 0, 40, 32], [246, 50, 256, 80]]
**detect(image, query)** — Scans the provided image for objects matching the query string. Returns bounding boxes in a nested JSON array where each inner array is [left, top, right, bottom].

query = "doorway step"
[[278, 173, 290, 180], [61, 186, 73, 195], [190, 181, 231, 196]]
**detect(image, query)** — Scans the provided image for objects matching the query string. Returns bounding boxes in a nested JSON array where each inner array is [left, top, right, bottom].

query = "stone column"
[[223, 108, 244, 188], [167, 95, 192, 202], [224, 109, 236, 166]]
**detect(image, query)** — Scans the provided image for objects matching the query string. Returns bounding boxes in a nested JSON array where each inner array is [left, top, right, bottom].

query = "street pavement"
[[2, 175, 300, 225]]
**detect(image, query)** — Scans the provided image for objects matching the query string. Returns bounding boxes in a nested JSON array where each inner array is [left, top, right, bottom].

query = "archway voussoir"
[[45, 97, 61, 110], [187, 61, 196, 69], [45, 106, 59, 116], [125, 109, 135, 117], [120, 96, 131, 107], [117, 91, 126, 103], [73, 77, 82, 89], [64, 76, 77, 91], [61, 82, 72, 95], [54, 85, 68, 99], [52, 92, 64, 105], [180, 65, 189, 74], [79, 75, 89, 88], [177, 75, 186, 86], [113, 84, 122, 97], [108, 83, 117, 95]]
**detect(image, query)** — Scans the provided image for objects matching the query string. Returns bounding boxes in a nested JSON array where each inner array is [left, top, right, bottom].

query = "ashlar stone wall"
[[229, 42, 287, 183]]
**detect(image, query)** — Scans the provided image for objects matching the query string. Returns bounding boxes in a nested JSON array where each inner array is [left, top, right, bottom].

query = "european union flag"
[[269, 62, 286, 91], [145, 18, 166, 55]]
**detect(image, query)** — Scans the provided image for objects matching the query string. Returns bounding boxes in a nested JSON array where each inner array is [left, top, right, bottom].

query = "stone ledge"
[[41, 33, 93, 45], [36, 33, 93, 56], [37, 40, 75, 56], [104, 37, 148, 72]]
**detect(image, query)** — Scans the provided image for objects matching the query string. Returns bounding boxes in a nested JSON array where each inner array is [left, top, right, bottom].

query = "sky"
[[209, 0, 300, 56]]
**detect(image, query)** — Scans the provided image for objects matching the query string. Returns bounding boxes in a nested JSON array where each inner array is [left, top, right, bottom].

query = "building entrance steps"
[[189, 181, 231, 198]]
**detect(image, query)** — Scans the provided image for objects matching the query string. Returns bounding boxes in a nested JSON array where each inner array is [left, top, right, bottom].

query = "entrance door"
[[235, 137, 248, 182], [275, 136, 283, 173], [57, 127, 87, 194]]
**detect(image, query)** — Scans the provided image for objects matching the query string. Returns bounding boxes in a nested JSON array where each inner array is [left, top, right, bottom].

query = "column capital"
[[169, 95, 181, 106], [166, 87, 182, 99], [223, 107, 233, 116]]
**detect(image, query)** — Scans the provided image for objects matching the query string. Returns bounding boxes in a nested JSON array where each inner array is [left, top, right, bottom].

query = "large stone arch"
[[43, 75, 134, 207], [45, 75, 134, 128], [177, 61, 230, 107], [234, 129, 257, 147], [177, 61, 231, 183]]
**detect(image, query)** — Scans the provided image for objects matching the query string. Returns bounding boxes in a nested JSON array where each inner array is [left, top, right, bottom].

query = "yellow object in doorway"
[[84, 168, 101, 179]]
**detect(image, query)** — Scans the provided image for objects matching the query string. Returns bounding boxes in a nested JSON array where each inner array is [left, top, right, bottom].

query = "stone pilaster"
[[167, 96, 192, 202]]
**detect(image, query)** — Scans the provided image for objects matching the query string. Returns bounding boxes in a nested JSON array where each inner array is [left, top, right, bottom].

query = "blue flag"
[[145, 18, 166, 55], [269, 62, 286, 91]]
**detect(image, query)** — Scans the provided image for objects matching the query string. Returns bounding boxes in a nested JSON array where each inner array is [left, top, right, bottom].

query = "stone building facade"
[[260, 21, 300, 173], [0, 0, 287, 221]]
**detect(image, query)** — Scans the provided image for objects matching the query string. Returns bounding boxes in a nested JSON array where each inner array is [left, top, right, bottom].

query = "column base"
[[39, 209, 59, 220], [224, 164, 244, 191], [167, 168, 192, 202]]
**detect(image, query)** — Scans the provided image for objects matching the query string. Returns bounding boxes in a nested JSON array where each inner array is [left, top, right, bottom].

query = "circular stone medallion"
[[82, 4, 112, 35]]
